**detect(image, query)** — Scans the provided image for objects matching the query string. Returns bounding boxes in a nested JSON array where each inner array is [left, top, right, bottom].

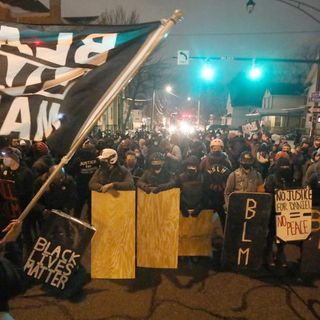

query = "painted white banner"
[[275, 188, 312, 241]]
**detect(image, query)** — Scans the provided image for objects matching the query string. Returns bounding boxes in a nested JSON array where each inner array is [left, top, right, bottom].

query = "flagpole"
[[18, 9, 183, 222]]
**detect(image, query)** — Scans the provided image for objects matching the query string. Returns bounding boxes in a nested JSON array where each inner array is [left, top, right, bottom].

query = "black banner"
[[222, 192, 272, 270], [0, 22, 159, 155], [23, 210, 95, 290]]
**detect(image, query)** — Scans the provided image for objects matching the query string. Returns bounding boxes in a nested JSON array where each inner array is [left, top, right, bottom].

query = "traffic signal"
[[200, 64, 215, 81], [247, 65, 263, 80]]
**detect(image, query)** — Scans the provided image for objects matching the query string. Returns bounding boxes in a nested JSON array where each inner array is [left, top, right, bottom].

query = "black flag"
[[0, 21, 160, 155]]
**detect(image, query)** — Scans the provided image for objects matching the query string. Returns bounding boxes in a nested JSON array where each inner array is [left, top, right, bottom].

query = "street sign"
[[177, 50, 190, 65], [307, 106, 320, 113], [309, 91, 320, 103]]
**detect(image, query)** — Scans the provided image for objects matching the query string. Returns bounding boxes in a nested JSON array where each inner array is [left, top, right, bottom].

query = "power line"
[[170, 30, 320, 37]]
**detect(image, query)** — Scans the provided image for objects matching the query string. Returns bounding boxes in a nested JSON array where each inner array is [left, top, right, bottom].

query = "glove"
[[140, 185, 151, 194], [100, 183, 113, 193], [181, 208, 190, 217], [191, 208, 201, 217], [152, 186, 161, 194], [153, 185, 167, 194]]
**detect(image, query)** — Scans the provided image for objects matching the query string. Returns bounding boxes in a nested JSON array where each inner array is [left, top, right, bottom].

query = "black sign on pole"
[[24, 210, 96, 290], [221, 192, 272, 271]]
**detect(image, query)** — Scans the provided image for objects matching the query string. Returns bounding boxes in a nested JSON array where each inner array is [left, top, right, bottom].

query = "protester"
[[67, 141, 99, 220], [200, 139, 232, 227], [224, 151, 264, 208], [177, 156, 204, 217], [0, 220, 27, 320], [89, 148, 134, 192], [123, 151, 144, 186], [264, 157, 295, 268], [137, 152, 176, 194]]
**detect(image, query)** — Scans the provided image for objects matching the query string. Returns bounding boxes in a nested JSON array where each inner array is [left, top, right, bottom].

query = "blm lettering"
[[222, 192, 272, 270]]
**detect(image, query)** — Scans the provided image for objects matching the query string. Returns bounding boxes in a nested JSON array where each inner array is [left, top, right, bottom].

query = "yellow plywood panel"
[[91, 190, 135, 279], [137, 188, 180, 268], [178, 210, 214, 256]]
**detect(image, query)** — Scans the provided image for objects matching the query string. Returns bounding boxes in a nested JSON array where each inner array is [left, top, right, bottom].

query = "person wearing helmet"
[[177, 156, 204, 217], [224, 151, 264, 208], [200, 139, 232, 228], [137, 152, 175, 194], [89, 148, 134, 193]]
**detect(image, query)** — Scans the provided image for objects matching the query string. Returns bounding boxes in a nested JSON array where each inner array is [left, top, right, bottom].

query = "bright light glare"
[[179, 121, 195, 135], [248, 66, 262, 80], [165, 85, 173, 93], [201, 65, 215, 81], [187, 97, 191, 101], [169, 125, 176, 134]]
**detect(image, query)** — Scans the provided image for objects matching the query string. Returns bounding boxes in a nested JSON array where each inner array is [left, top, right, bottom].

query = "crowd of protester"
[[0, 128, 320, 319]]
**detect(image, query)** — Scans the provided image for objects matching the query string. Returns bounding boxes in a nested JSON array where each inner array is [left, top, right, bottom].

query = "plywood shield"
[[91, 190, 135, 279], [137, 188, 180, 268], [178, 210, 215, 256]]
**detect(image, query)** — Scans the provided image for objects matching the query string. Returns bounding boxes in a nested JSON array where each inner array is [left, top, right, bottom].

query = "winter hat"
[[33, 141, 49, 156]]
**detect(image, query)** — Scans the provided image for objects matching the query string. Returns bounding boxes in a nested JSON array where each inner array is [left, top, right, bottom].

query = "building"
[[0, 0, 61, 24], [246, 83, 306, 134]]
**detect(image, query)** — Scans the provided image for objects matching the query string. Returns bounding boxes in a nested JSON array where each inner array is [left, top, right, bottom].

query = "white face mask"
[[3, 157, 12, 167]]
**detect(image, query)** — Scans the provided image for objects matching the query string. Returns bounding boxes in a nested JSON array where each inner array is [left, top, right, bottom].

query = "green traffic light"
[[248, 66, 263, 80], [201, 65, 215, 81]]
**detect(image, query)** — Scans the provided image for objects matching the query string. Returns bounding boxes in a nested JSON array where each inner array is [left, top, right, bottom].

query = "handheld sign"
[[137, 188, 180, 268], [222, 192, 272, 270], [24, 210, 95, 290], [275, 188, 312, 242]]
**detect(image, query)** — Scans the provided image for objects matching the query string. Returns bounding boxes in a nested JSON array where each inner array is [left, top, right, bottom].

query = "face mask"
[[152, 165, 162, 174], [186, 166, 197, 176], [211, 151, 222, 157], [101, 161, 113, 171], [277, 166, 291, 180], [3, 157, 12, 167], [126, 160, 136, 169], [242, 164, 252, 170]]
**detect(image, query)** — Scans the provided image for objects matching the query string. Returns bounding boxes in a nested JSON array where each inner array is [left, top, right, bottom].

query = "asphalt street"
[[9, 244, 320, 320]]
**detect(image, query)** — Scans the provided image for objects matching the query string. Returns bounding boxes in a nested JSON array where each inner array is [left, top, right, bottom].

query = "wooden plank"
[[137, 188, 180, 268], [178, 210, 214, 256], [91, 190, 135, 279]]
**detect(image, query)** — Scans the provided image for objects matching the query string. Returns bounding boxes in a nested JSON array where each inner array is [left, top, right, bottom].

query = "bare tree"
[[97, 5, 169, 131], [98, 6, 140, 25]]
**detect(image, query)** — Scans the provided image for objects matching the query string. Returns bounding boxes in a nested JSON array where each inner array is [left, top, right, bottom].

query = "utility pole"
[[310, 62, 320, 139]]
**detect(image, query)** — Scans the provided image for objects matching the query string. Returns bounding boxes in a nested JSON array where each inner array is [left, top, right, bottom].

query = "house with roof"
[[245, 83, 306, 134], [0, 0, 61, 23], [221, 72, 266, 129], [0, 0, 98, 24]]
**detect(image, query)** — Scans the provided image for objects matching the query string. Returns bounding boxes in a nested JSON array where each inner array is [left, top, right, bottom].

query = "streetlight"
[[245, 0, 320, 138], [246, 0, 320, 24], [165, 85, 173, 93], [246, 0, 255, 13]]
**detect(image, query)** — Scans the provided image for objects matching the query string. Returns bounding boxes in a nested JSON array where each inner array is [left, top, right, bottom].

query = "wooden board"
[[137, 188, 180, 268], [178, 210, 214, 256], [91, 190, 135, 279]]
